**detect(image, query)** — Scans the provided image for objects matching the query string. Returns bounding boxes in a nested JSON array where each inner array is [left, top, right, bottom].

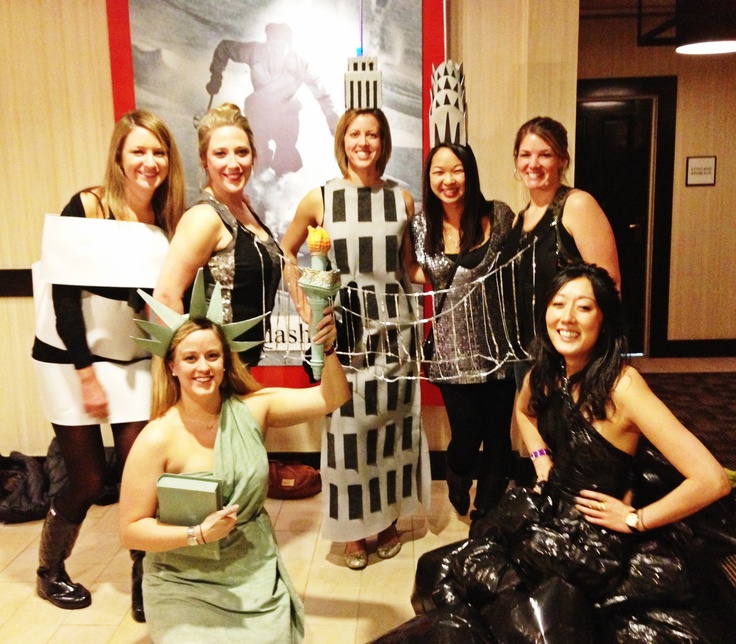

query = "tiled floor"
[[2, 358, 733, 643], [0, 481, 471, 644]]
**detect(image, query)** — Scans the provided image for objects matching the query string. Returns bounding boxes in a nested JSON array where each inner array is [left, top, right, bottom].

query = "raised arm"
[[281, 187, 324, 324], [245, 307, 350, 429], [153, 205, 224, 313], [562, 189, 621, 292]]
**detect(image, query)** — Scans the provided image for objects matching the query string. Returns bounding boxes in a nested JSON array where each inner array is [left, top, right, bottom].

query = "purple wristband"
[[530, 448, 551, 460]]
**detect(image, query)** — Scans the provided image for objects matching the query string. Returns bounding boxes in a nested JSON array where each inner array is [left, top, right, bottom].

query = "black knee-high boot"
[[446, 466, 473, 516], [130, 549, 145, 623], [470, 475, 510, 522], [36, 505, 92, 609]]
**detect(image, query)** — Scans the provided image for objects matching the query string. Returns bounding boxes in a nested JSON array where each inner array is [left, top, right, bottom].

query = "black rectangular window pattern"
[[366, 428, 378, 465], [385, 235, 398, 273], [340, 379, 355, 417], [333, 189, 346, 222], [387, 326, 399, 364], [348, 484, 364, 520], [386, 470, 397, 505], [402, 463, 413, 498], [403, 378, 413, 405], [333, 238, 349, 274], [357, 187, 372, 222], [363, 285, 379, 320], [385, 283, 399, 318], [344, 433, 359, 470], [358, 237, 373, 273], [387, 379, 399, 411], [329, 483, 339, 519], [383, 189, 398, 221], [383, 423, 396, 458], [326, 431, 336, 469], [369, 477, 382, 513], [402, 416, 413, 450], [364, 380, 378, 416]]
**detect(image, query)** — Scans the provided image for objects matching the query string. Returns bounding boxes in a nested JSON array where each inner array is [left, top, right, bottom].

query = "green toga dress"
[[143, 396, 304, 643]]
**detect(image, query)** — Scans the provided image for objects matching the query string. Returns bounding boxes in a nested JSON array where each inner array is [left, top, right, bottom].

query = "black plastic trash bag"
[[0, 451, 48, 522], [370, 603, 492, 644]]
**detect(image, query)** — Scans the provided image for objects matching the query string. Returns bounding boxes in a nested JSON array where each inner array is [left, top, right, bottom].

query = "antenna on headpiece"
[[344, 56, 382, 110], [429, 60, 467, 147]]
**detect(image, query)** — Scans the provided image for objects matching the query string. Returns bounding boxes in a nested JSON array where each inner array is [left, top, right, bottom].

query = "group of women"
[[30, 81, 731, 641]]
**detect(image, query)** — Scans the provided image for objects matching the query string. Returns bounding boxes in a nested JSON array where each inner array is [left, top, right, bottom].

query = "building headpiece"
[[133, 268, 266, 358], [429, 60, 467, 147], [344, 56, 382, 110]]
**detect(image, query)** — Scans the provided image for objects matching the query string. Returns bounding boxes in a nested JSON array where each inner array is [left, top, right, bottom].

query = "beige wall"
[[2, 1, 733, 455], [1, 0, 115, 455], [578, 15, 736, 341]]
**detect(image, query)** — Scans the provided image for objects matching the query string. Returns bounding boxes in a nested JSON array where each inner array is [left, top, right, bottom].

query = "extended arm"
[[515, 374, 553, 484]]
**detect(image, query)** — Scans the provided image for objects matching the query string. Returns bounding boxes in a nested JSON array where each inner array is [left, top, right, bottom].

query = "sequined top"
[[410, 201, 515, 383], [192, 192, 283, 366]]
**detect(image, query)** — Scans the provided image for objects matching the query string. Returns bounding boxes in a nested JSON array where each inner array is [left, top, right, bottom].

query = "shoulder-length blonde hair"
[[101, 109, 185, 237], [334, 108, 392, 177], [150, 318, 262, 419]]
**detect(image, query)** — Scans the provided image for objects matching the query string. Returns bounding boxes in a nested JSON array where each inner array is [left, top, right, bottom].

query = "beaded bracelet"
[[530, 448, 552, 460]]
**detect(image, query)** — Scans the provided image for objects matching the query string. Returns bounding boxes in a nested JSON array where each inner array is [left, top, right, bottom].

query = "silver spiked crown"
[[429, 60, 467, 147]]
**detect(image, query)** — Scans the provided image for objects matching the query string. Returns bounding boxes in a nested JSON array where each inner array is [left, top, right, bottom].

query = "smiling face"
[[515, 133, 564, 192], [429, 146, 466, 208], [168, 328, 225, 398], [204, 125, 254, 198], [545, 276, 604, 370], [343, 113, 382, 176], [120, 126, 169, 195]]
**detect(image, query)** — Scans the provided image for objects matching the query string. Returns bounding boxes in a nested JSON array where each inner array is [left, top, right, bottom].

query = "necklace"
[[179, 407, 220, 432], [442, 222, 460, 251]]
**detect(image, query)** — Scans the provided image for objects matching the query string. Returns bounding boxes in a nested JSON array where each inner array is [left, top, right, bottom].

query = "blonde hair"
[[334, 108, 392, 177], [197, 103, 257, 168], [101, 109, 185, 237], [150, 319, 262, 419]]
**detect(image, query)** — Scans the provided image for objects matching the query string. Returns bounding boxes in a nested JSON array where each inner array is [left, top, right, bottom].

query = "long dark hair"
[[422, 143, 490, 256], [528, 263, 627, 420]]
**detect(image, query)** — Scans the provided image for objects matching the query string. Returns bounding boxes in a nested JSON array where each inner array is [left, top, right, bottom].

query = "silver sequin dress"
[[320, 177, 431, 542], [410, 201, 517, 384]]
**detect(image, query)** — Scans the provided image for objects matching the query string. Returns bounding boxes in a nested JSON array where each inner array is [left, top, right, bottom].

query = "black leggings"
[[439, 379, 516, 480], [51, 421, 146, 524]]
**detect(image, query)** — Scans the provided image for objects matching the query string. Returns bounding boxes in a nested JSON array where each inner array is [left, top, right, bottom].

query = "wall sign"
[[686, 156, 717, 186]]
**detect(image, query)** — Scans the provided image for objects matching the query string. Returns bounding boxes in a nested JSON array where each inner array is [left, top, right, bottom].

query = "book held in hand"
[[156, 473, 223, 559]]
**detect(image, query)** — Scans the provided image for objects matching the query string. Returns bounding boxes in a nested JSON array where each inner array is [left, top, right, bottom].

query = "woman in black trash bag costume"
[[380, 263, 733, 643]]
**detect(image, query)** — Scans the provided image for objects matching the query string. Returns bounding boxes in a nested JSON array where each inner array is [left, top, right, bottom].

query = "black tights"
[[51, 421, 146, 524]]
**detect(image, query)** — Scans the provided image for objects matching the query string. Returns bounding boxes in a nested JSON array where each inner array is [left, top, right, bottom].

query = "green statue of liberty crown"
[[133, 268, 267, 358]]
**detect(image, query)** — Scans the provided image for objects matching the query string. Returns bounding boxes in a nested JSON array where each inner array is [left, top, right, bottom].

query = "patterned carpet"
[[643, 372, 736, 470]]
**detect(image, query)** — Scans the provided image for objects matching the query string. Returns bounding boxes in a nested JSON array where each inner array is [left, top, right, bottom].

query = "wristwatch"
[[625, 510, 641, 532], [187, 525, 199, 546]]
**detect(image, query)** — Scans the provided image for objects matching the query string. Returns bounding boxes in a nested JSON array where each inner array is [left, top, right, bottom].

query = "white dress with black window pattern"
[[320, 177, 430, 542]]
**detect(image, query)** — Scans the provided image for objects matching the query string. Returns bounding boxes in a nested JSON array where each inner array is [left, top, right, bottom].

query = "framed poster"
[[104, 0, 445, 398], [686, 156, 717, 186]]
